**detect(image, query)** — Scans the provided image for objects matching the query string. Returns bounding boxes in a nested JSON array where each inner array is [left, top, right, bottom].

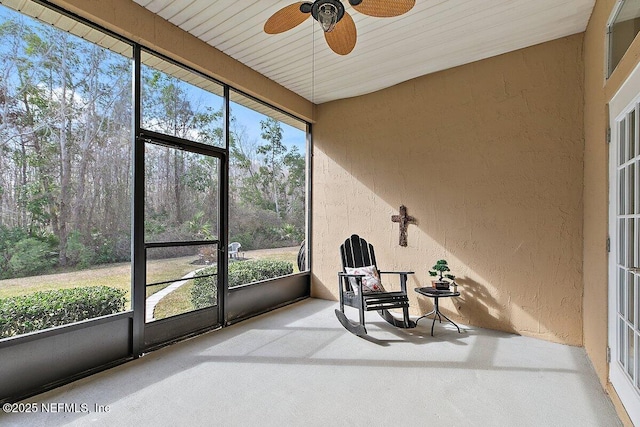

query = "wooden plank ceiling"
[[133, 0, 595, 104]]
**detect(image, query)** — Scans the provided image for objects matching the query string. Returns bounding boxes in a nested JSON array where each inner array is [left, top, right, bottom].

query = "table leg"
[[438, 311, 461, 333], [416, 296, 462, 336], [416, 298, 443, 336], [431, 313, 436, 336], [415, 308, 436, 325]]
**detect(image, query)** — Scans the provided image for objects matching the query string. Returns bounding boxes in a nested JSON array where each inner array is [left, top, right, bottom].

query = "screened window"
[[0, 3, 133, 338], [141, 51, 224, 147], [0, 0, 311, 342], [228, 90, 308, 286]]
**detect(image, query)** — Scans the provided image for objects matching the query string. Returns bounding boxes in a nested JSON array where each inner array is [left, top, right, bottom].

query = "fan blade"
[[264, 2, 310, 34], [324, 11, 356, 55], [351, 0, 415, 18]]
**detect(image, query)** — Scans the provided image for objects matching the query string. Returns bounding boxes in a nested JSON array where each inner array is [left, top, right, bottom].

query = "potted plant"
[[428, 259, 456, 290]]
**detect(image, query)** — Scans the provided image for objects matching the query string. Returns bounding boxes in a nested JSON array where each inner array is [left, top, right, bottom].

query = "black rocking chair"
[[335, 234, 416, 336]]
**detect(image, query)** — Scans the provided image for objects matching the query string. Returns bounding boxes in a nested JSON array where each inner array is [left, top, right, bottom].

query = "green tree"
[[283, 147, 305, 240], [0, 10, 132, 274], [229, 116, 306, 248], [257, 117, 287, 217], [141, 69, 223, 241]]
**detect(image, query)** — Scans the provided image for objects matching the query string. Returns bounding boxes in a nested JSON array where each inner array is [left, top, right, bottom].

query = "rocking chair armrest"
[[338, 272, 366, 278], [378, 271, 415, 276], [337, 272, 365, 294], [377, 271, 413, 293]]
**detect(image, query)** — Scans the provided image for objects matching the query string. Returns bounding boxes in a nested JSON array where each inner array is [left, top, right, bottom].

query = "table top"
[[415, 287, 460, 297]]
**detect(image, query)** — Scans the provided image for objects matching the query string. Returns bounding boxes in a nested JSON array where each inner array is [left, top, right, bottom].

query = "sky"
[[230, 101, 307, 153]]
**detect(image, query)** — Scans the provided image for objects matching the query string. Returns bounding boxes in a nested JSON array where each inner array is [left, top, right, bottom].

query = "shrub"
[[66, 230, 94, 268], [0, 226, 28, 254], [0, 227, 26, 279], [0, 286, 126, 338], [228, 259, 293, 286], [190, 268, 217, 310], [7, 237, 57, 277], [197, 246, 218, 264], [190, 259, 294, 309]]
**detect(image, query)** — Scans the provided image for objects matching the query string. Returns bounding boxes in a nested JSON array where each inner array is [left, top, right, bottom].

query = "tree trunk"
[[57, 45, 71, 267], [20, 136, 27, 230], [19, 84, 57, 237], [174, 150, 184, 224]]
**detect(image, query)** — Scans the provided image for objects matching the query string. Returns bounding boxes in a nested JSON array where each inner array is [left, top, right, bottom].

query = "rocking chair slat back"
[[342, 234, 377, 270]]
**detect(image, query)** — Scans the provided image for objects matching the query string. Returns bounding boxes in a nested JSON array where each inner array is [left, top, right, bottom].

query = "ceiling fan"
[[264, 0, 416, 55]]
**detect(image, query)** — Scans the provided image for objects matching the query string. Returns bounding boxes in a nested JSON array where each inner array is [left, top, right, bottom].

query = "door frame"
[[608, 59, 640, 425], [135, 130, 227, 351]]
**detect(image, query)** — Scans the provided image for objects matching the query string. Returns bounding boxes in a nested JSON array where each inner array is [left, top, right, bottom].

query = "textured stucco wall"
[[583, 0, 615, 392], [312, 35, 585, 345], [583, 0, 640, 424], [48, 0, 314, 122]]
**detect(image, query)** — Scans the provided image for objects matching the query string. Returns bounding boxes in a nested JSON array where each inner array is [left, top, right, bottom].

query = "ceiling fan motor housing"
[[306, 0, 346, 24]]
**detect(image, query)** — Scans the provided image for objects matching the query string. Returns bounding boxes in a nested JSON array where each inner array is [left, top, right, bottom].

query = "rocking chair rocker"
[[335, 234, 416, 336]]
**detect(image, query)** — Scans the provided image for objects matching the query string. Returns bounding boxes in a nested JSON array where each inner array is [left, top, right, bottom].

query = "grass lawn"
[[0, 247, 300, 320], [152, 247, 299, 319], [153, 281, 202, 320], [0, 246, 301, 338], [0, 255, 204, 308]]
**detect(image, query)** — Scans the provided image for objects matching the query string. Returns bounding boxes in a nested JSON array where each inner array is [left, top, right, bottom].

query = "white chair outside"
[[228, 242, 241, 259]]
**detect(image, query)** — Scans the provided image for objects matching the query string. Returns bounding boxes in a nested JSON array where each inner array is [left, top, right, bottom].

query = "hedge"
[[0, 286, 126, 338], [191, 259, 293, 309]]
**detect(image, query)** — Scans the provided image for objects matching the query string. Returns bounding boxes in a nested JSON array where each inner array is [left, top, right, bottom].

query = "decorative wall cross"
[[391, 205, 416, 247]]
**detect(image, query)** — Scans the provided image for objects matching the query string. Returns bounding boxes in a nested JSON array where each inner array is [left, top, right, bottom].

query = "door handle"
[[629, 267, 640, 273]]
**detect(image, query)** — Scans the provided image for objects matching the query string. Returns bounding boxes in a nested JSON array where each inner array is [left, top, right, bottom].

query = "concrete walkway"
[[145, 247, 298, 322], [145, 269, 203, 322], [1, 298, 622, 426]]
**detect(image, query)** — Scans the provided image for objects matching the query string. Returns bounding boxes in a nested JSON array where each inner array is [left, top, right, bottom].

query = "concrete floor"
[[0, 298, 622, 426]]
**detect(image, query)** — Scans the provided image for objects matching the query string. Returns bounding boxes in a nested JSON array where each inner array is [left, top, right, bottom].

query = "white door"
[[609, 61, 640, 426]]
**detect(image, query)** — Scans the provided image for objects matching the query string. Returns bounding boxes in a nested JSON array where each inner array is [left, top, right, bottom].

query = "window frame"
[[0, 0, 311, 342]]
